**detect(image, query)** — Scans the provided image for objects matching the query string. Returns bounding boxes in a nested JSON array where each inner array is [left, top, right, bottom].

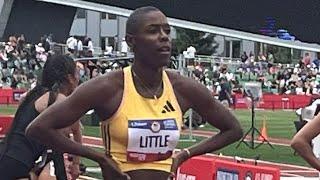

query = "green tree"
[[267, 45, 292, 64], [172, 27, 218, 56]]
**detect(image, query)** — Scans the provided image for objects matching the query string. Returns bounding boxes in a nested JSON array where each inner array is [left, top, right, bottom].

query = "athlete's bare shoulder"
[[165, 69, 214, 112], [165, 69, 193, 90]]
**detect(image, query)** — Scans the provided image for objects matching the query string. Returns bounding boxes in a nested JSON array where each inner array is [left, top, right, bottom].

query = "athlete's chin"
[[156, 61, 170, 68], [157, 57, 170, 66]]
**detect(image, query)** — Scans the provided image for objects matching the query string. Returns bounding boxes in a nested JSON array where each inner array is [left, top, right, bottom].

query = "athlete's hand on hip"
[[169, 150, 190, 179], [98, 155, 131, 180]]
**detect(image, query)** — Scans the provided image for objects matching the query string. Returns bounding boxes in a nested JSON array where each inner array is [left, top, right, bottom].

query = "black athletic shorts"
[[0, 155, 30, 179]]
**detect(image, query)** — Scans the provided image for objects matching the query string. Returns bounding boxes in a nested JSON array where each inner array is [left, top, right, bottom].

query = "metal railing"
[[52, 42, 102, 56]]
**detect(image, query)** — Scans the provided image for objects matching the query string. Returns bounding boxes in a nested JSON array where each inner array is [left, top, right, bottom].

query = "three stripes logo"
[[161, 101, 176, 113]]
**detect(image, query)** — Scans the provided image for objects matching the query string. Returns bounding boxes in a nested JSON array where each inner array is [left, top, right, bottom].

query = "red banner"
[[0, 88, 26, 104], [176, 156, 216, 180], [234, 93, 313, 110], [214, 159, 280, 180], [177, 156, 280, 180], [0, 115, 14, 138]]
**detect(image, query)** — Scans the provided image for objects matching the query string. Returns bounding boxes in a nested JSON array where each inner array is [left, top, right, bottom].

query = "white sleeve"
[[216, 85, 221, 94]]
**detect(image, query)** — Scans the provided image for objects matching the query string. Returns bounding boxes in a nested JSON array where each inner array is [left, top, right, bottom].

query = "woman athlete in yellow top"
[[27, 6, 243, 180]]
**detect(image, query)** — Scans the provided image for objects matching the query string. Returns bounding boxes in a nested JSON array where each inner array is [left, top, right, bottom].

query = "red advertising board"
[[176, 156, 280, 180], [0, 88, 26, 104], [234, 93, 312, 110], [0, 115, 14, 138], [214, 159, 280, 180], [177, 156, 216, 180]]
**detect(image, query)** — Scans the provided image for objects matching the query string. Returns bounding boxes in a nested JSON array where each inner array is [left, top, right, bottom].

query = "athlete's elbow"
[[290, 136, 303, 151], [233, 125, 243, 141], [25, 121, 42, 139]]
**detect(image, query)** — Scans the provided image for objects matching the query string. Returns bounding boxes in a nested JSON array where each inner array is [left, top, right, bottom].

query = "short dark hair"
[[126, 6, 160, 35]]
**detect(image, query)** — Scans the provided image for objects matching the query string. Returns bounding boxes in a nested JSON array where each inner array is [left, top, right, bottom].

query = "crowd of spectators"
[[0, 34, 100, 89], [0, 34, 51, 89], [2, 34, 320, 103], [188, 51, 320, 106], [66, 35, 94, 58], [241, 52, 320, 96]]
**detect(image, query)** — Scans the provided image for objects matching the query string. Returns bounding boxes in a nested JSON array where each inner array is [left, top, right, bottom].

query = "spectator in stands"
[[219, 64, 234, 81], [231, 76, 242, 94], [304, 79, 314, 95], [26, 6, 243, 180], [296, 80, 305, 95], [46, 33, 54, 48], [82, 36, 94, 57], [313, 52, 320, 69], [249, 51, 255, 65], [87, 38, 93, 49], [104, 45, 113, 56], [258, 52, 266, 62], [184, 45, 196, 66], [35, 43, 47, 62], [91, 67, 102, 78], [83, 36, 89, 47], [0, 46, 8, 62], [6, 38, 19, 60], [120, 37, 129, 56], [87, 41, 94, 57], [0, 55, 81, 179], [217, 77, 233, 107], [40, 35, 51, 52], [186, 45, 196, 59], [212, 63, 221, 84], [66, 35, 77, 54], [302, 52, 311, 67], [285, 81, 297, 94], [290, 71, 299, 83], [240, 51, 248, 63], [267, 51, 275, 65], [8, 35, 17, 49], [76, 36, 84, 58], [192, 65, 205, 84], [16, 34, 26, 55], [77, 62, 89, 83], [11, 69, 28, 89]]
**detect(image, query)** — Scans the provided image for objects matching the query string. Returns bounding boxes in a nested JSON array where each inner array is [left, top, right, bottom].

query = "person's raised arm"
[[291, 114, 320, 170]]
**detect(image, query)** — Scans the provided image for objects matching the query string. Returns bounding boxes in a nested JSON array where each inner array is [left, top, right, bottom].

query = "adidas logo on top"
[[162, 101, 175, 113]]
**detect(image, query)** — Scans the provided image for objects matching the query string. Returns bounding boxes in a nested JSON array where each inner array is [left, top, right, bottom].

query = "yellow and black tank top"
[[101, 66, 183, 172]]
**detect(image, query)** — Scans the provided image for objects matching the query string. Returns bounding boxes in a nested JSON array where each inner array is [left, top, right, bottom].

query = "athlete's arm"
[[175, 75, 243, 156], [26, 73, 127, 179], [291, 114, 320, 170], [68, 121, 82, 179], [70, 121, 83, 164]]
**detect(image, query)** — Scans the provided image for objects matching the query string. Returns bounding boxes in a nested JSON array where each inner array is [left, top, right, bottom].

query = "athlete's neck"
[[131, 62, 163, 89]]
